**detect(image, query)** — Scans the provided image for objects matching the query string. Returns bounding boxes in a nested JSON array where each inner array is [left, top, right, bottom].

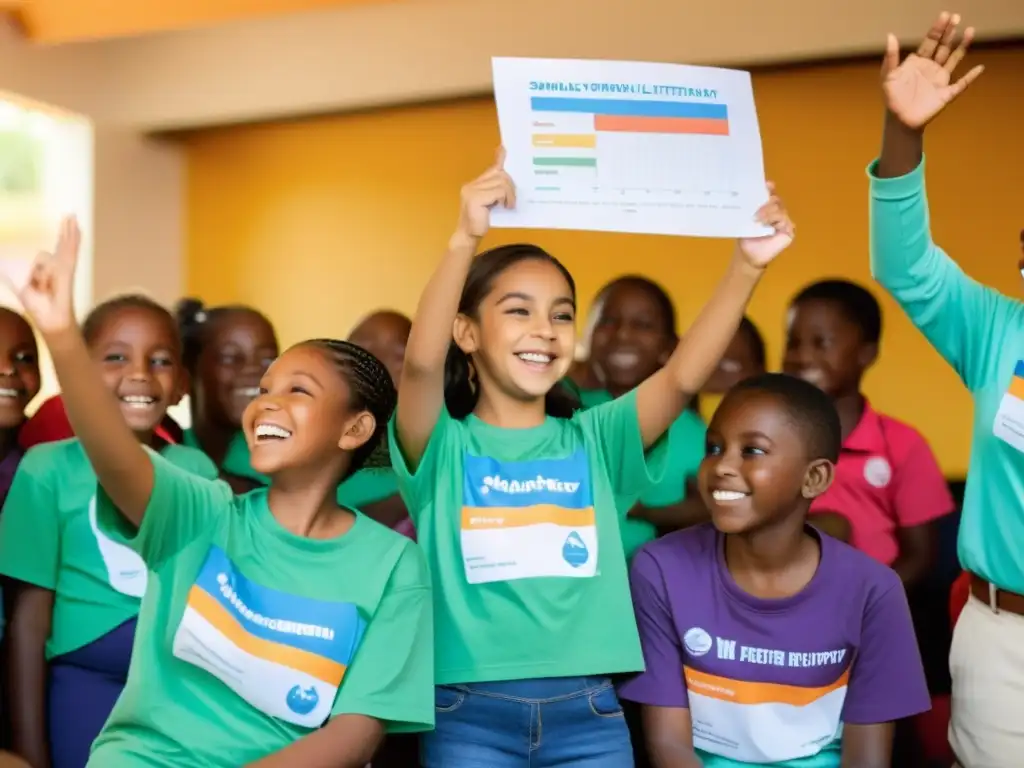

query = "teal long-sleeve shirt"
[[869, 157, 1024, 593]]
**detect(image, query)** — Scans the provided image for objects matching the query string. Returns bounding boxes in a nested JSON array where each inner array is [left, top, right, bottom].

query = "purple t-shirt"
[[619, 524, 929, 768]]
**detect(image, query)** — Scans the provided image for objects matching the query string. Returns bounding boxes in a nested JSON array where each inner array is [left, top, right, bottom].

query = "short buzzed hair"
[[727, 373, 841, 462]]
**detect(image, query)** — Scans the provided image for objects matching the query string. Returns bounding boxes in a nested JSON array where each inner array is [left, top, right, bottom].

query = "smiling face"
[[454, 258, 576, 406], [0, 309, 41, 428], [89, 306, 185, 435], [705, 324, 765, 395], [588, 281, 675, 395], [783, 299, 874, 398], [699, 388, 833, 535], [242, 343, 375, 477], [195, 311, 278, 428]]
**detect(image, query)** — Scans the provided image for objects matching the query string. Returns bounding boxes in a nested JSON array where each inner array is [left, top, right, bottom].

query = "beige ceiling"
[[2, 0, 1022, 132]]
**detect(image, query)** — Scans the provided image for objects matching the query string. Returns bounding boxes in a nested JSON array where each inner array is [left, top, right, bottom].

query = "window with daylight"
[[0, 93, 93, 407]]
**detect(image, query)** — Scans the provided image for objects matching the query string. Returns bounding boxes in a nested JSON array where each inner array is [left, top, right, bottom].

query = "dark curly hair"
[[174, 297, 277, 376], [303, 338, 397, 477], [83, 294, 179, 350], [444, 243, 581, 419]]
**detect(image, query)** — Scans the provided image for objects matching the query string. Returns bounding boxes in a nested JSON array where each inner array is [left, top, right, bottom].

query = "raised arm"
[[871, 13, 1019, 391], [395, 150, 515, 468], [6, 219, 153, 524], [635, 189, 794, 447]]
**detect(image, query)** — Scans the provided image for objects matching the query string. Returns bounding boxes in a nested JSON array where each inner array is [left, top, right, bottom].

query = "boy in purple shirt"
[[619, 373, 929, 768]]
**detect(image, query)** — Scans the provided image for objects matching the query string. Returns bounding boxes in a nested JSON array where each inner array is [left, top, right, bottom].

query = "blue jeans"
[[421, 676, 634, 767]]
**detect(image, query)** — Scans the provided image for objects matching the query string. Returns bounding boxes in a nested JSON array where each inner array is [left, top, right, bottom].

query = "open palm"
[[882, 12, 984, 130], [15, 217, 80, 335]]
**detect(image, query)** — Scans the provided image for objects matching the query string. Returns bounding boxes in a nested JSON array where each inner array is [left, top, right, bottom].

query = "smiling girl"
[[0, 293, 219, 768], [176, 299, 280, 493], [391, 149, 795, 767], [6, 219, 433, 767]]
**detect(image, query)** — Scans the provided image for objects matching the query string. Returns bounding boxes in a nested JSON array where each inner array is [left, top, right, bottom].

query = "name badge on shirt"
[[460, 451, 598, 584], [172, 546, 366, 728], [88, 495, 148, 598], [993, 361, 1024, 453]]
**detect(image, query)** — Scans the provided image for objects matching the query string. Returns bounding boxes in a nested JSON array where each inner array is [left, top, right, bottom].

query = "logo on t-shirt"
[[286, 685, 320, 715], [460, 452, 598, 584], [562, 532, 590, 567], [863, 456, 892, 488], [172, 546, 367, 728], [683, 627, 713, 656]]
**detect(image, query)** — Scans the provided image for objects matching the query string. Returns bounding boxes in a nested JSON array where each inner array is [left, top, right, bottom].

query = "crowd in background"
[[0, 10, 1016, 768]]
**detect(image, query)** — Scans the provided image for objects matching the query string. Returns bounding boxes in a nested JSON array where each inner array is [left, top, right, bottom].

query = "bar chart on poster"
[[491, 58, 772, 239]]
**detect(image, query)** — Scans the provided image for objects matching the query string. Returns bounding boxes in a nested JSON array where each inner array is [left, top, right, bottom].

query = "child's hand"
[[454, 147, 516, 242], [737, 183, 794, 269], [10, 216, 80, 336], [882, 12, 984, 132]]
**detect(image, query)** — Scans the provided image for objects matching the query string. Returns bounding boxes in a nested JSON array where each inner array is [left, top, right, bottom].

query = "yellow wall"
[[184, 48, 1024, 477]]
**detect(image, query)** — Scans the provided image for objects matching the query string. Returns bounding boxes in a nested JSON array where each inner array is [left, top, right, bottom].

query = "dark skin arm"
[[359, 494, 410, 530], [6, 584, 53, 768], [629, 478, 709, 532], [840, 722, 894, 768], [245, 714, 384, 768], [891, 522, 937, 590], [642, 706, 703, 768]]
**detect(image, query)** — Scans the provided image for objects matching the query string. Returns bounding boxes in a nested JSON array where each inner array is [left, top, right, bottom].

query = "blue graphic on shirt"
[[286, 685, 320, 715], [562, 532, 589, 567]]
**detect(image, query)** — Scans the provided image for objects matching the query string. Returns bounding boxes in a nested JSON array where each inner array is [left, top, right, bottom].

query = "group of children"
[[0, 11, 990, 768]]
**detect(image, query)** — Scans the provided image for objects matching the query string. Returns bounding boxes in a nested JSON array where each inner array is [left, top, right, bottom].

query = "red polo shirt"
[[810, 401, 954, 566]]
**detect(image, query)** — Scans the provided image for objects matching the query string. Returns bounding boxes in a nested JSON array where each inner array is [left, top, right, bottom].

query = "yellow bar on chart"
[[531, 134, 597, 148]]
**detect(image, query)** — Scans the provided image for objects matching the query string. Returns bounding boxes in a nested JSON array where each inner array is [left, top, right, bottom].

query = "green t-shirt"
[[185, 427, 400, 507], [89, 454, 434, 767], [0, 439, 219, 659], [183, 428, 269, 485], [389, 389, 665, 685], [335, 467, 400, 507], [578, 389, 707, 560]]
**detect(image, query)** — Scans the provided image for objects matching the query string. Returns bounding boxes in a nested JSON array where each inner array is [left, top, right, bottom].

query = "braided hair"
[[303, 338, 397, 477], [444, 243, 581, 420], [175, 298, 276, 376]]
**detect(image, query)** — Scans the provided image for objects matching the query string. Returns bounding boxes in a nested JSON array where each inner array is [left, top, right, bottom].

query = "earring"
[[468, 360, 478, 394]]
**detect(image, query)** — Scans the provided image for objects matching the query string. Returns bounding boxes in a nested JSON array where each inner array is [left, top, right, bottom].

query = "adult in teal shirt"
[[577, 275, 709, 560], [871, 13, 1018, 765], [391, 152, 794, 767]]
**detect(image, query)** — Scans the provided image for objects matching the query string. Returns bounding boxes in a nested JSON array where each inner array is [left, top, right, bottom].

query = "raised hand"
[[882, 12, 985, 130], [738, 183, 794, 269], [12, 216, 81, 336], [455, 147, 516, 240]]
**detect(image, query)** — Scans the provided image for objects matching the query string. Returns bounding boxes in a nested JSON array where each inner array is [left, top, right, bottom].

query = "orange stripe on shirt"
[[187, 586, 346, 685], [684, 666, 849, 707], [461, 505, 596, 530], [1008, 376, 1024, 400]]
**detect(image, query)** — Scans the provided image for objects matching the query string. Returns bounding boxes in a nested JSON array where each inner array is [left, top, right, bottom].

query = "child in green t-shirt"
[[581, 275, 710, 560], [390, 149, 795, 767], [8, 219, 434, 767], [175, 298, 280, 493], [0, 293, 219, 768]]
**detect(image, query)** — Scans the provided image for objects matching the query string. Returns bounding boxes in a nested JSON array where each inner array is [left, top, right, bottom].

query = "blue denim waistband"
[[444, 675, 613, 703]]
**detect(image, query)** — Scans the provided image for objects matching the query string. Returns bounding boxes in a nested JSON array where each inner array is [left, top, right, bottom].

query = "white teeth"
[[235, 387, 260, 398], [798, 369, 825, 384], [608, 351, 641, 368], [712, 490, 748, 502], [255, 423, 292, 440], [0, 388, 19, 398], [120, 395, 155, 410], [517, 352, 552, 364]]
